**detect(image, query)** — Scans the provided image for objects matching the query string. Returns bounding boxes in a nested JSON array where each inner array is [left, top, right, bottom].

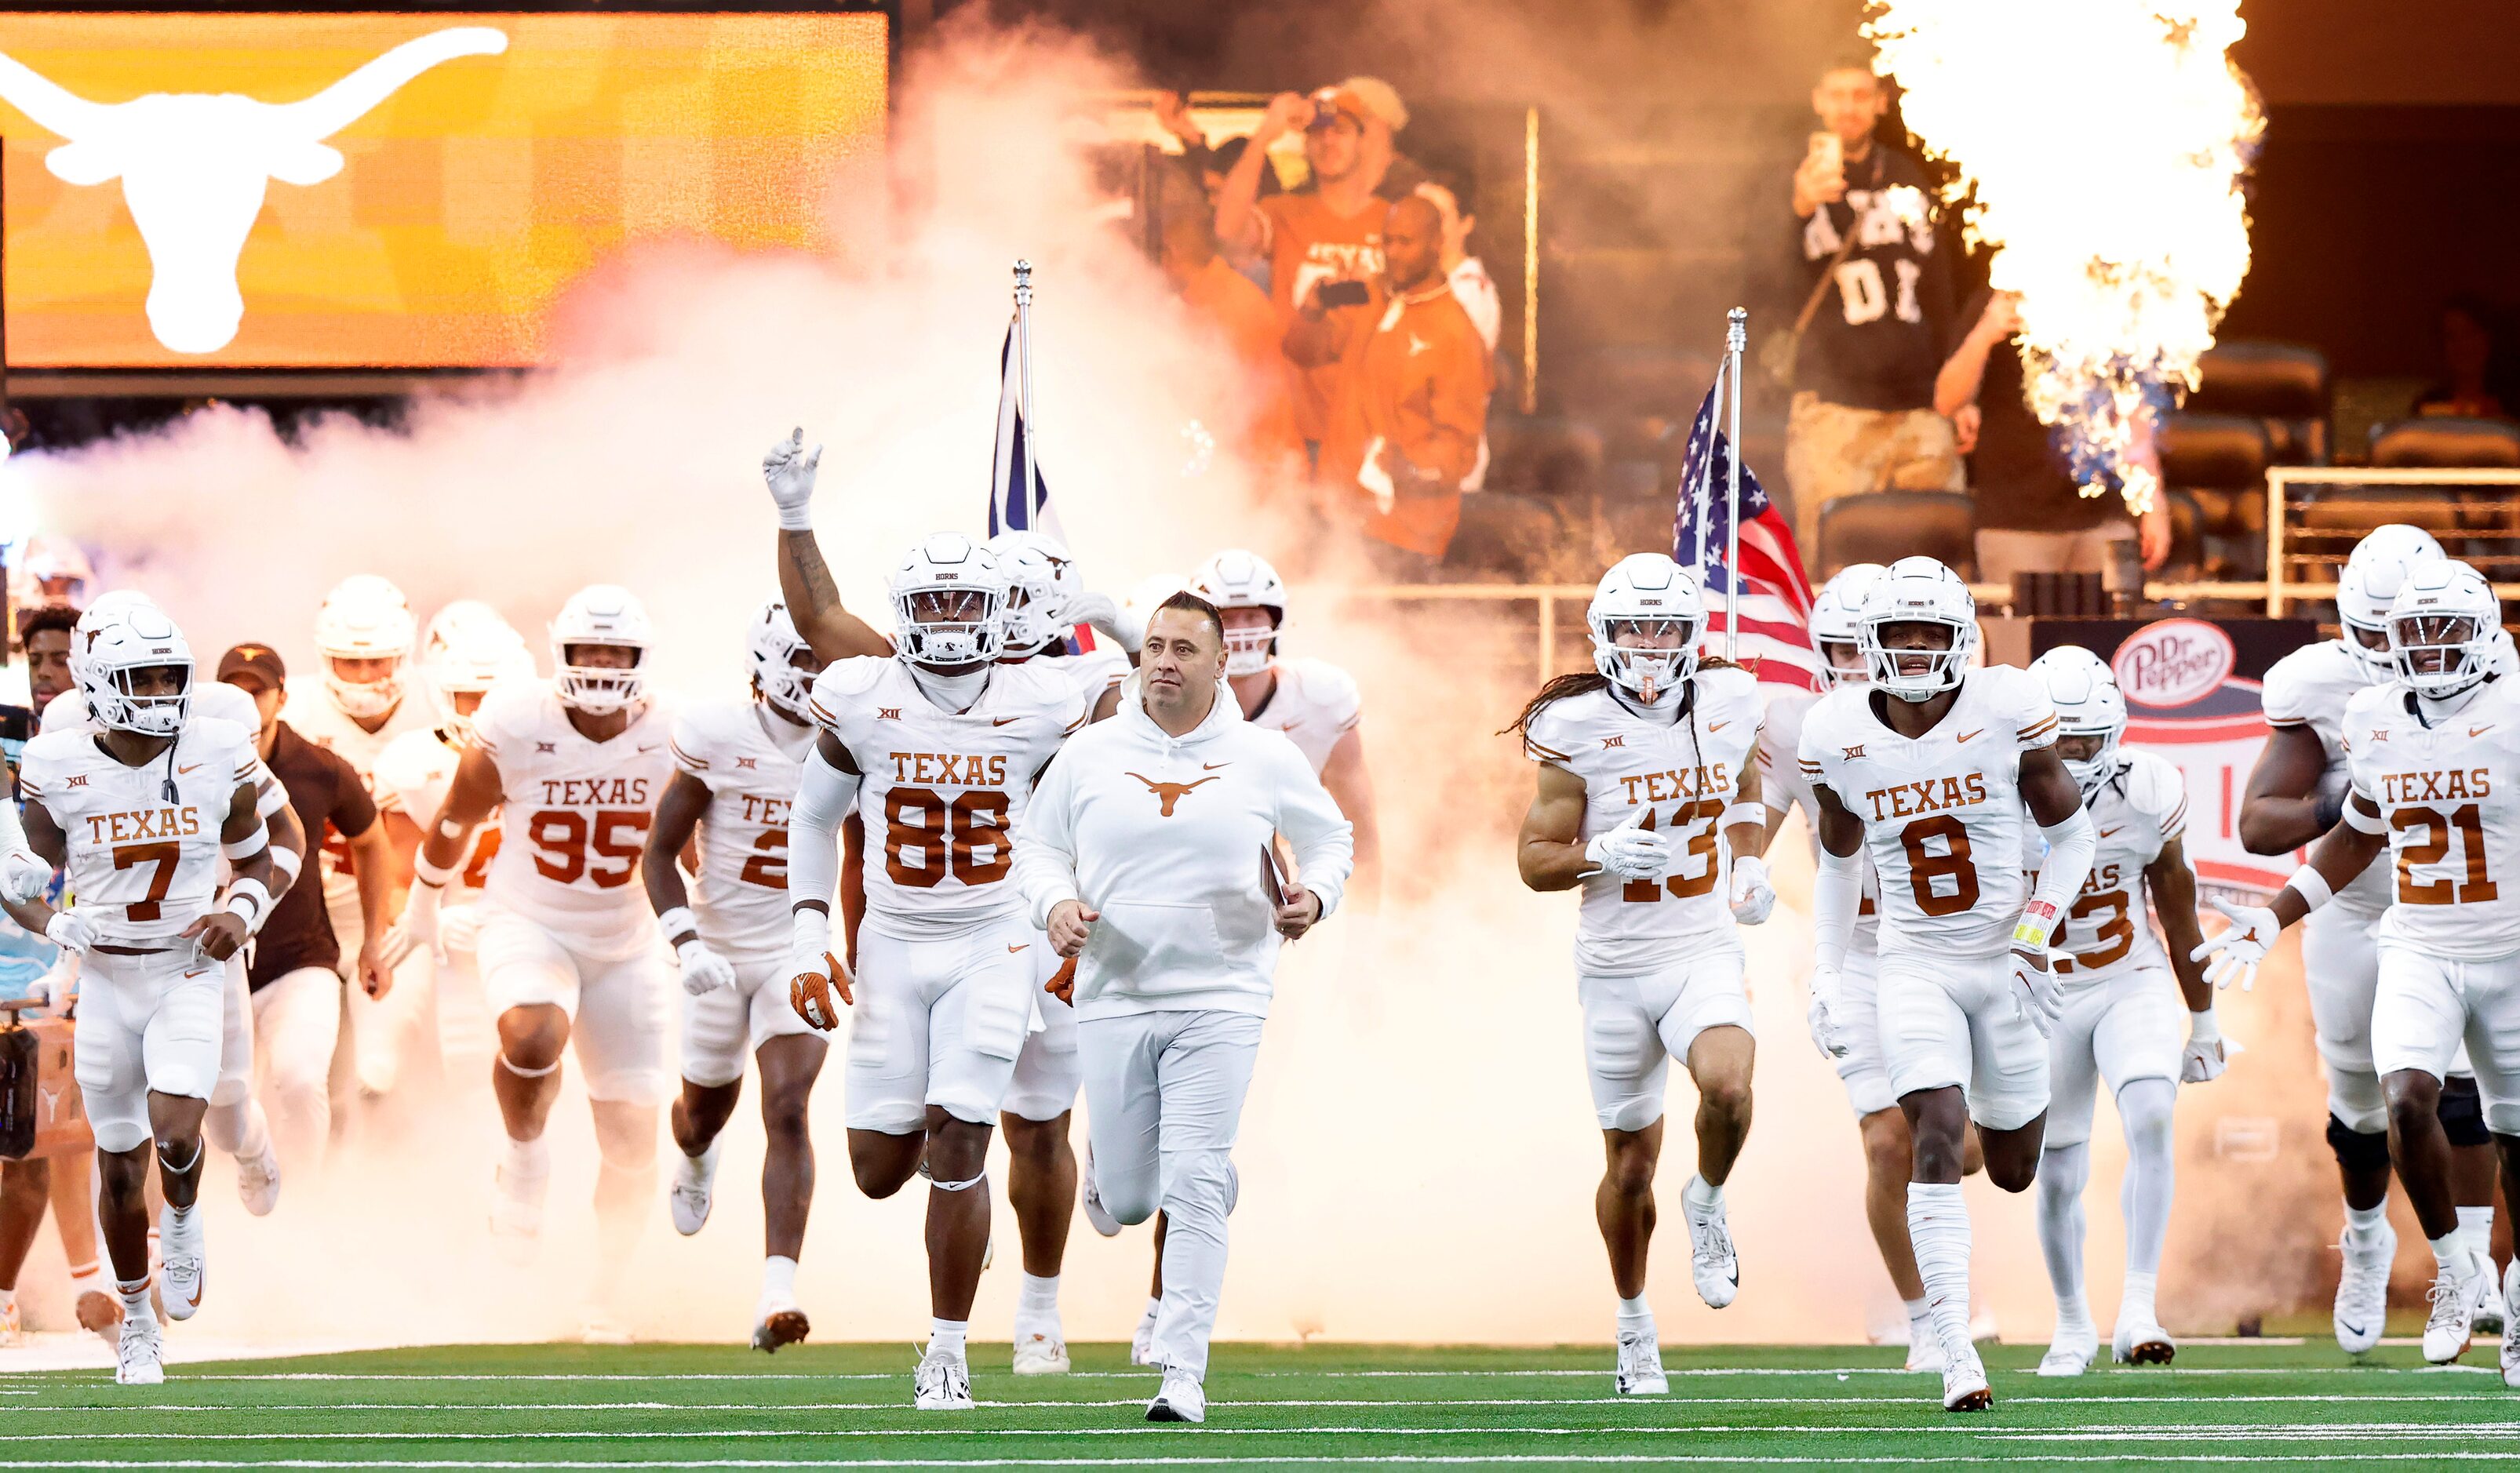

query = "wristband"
[[2012, 897, 2059, 950], [2285, 864, 2335, 914], [2343, 796, 2387, 835], [224, 877, 272, 932], [2188, 1006, 2220, 1041], [412, 851, 459, 889], [657, 905, 701, 946], [777, 503, 815, 532], [271, 846, 304, 889], [1722, 802, 1766, 831], [221, 824, 269, 861]]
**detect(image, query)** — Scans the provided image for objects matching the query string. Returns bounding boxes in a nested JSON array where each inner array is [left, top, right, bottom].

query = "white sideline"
[[2, 1392, 2512, 1413], [7, 1453, 2520, 1469], [4, 1422, 2520, 1445]]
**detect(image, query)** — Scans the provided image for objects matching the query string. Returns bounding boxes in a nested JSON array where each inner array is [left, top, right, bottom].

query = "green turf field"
[[3, 1339, 2515, 1469]]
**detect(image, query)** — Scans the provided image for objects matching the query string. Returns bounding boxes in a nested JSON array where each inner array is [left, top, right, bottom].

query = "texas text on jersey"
[[2346, 675, 2520, 959], [472, 681, 678, 957]]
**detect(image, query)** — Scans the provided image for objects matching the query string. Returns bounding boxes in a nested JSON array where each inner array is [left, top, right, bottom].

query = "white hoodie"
[[1014, 674, 1354, 1021]]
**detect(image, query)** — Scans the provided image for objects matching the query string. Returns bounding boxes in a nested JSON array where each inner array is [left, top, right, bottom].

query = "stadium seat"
[[1815, 489, 1975, 581], [2369, 416, 2520, 470], [2155, 412, 2269, 577], [2187, 340, 2330, 465]]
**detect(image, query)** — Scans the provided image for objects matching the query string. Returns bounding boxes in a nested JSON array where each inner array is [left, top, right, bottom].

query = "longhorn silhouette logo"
[[0, 27, 509, 353], [1127, 772, 1218, 817]]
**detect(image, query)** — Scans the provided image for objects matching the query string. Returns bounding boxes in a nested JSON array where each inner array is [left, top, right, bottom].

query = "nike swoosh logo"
[[2339, 1320, 2365, 1338], [1707, 721, 1730, 733], [2474, 726, 2496, 738], [1203, 762, 1232, 771], [1007, 943, 1029, 954], [176, 763, 203, 774], [993, 718, 1021, 727], [1957, 729, 1983, 743], [638, 744, 663, 753], [2099, 827, 2121, 838]]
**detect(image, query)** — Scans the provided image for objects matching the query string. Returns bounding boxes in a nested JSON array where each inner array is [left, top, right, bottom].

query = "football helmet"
[[1586, 554, 1702, 704], [550, 584, 653, 715], [1810, 562, 1885, 689], [889, 533, 1005, 669], [1856, 556, 1977, 702], [2338, 524, 2446, 682], [315, 574, 417, 722], [78, 603, 194, 736], [986, 530, 1080, 658], [2029, 645, 2126, 799], [748, 598, 820, 722], [418, 601, 533, 740], [1189, 550, 1289, 678], [2387, 558, 2499, 700]]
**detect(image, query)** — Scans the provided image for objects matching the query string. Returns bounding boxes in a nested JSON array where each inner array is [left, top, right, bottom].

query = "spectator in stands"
[[1161, 199, 1302, 493], [1215, 78, 1411, 457], [1417, 175, 1499, 494], [1939, 289, 2169, 584], [2413, 294, 2514, 422], [1294, 194, 1491, 577], [1783, 52, 1959, 558]]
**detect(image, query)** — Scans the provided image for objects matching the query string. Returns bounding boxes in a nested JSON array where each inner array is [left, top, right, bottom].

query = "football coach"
[[1012, 589, 1353, 1426]]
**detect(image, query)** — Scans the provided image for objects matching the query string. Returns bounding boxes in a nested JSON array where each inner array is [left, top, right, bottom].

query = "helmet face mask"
[[748, 600, 821, 722], [985, 531, 1079, 658], [2385, 559, 2497, 700], [2339, 524, 2448, 683], [1857, 558, 1976, 702], [1189, 550, 1287, 678], [1810, 563, 1884, 691], [315, 574, 417, 721], [550, 585, 654, 716], [1586, 554, 1703, 704], [80, 606, 195, 736], [2030, 646, 2126, 801], [420, 602, 533, 741]]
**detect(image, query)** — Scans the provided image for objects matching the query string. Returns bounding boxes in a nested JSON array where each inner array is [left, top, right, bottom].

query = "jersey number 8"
[[1898, 814, 1981, 917], [884, 786, 1011, 889]]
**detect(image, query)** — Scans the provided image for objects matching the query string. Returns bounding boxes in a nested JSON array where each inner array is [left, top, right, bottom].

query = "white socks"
[[118, 1276, 153, 1323], [1016, 1273, 1062, 1335], [677, 1138, 720, 1187], [1682, 1175, 1721, 1212], [1615, 1292, 1654, 1339], [1903, 1297, 1931, 1344], [2343, 1198, 2388, 1242], [1906, 1181, 1974, 1360], [2122, 1269, 2159, 1324], [760, 1255, 799, 1309], [930, 1318, 968, 1358], [2431, 1230, 2472, 1275], [504, 1136, 551, 1183], [2458, 1205, 2495, 1264]]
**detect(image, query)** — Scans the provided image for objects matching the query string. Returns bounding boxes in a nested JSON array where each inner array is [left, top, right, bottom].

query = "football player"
[[641, 600, 827, 1352], [391, 586, 674, 1335], [4, 606, 275, 1384], [286, 576, 433, 1099], [2024, 647, 2217, 1375], [783, 534, 1087, 1410], [2200, 558, 2520, 1380], [2241, 524, 2504, 1351], [1799, 557, 2094, 1411], [1510, 554, 1774, 1396]]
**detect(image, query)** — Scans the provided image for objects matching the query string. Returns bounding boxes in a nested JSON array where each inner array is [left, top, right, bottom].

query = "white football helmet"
[[1857, 556, 1977, 702], [748, 599, 821, 722], [2387, 558, 2500, 700], [1587, 554, 1702, 704], [550, 584, 653, 715], [68, 591, 160, 688], [418, 601, 533, 740], [2029, 646, 2126, 799], [78, 602, 194, 736], [889, 533, 1006, 669], [2338, 524, 2447, 682], [1810, 562, 1885, 689], [314, 574, 418, 722], [1189, 550, 1288, 678], [986, 530, 1080, 658]]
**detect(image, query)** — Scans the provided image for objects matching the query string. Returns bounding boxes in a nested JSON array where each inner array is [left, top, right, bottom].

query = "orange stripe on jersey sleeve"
[[669, 740, 708, 770], [1524, 738, 1572, 762], [1063, 712, 1091, 735], [2161, 798, 2189, 838]]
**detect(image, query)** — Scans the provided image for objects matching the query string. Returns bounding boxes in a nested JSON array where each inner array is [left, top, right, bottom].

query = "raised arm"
[[1933, 293, 2016, 418], [763, 429, 894, 664], [1214, 93, 1308, 256]]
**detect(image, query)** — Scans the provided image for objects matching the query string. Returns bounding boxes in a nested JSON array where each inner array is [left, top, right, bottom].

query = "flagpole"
[[1723, 307, 1746, 663], [1692, 357, 1722, 600], [1013, 260, 1040, 526]]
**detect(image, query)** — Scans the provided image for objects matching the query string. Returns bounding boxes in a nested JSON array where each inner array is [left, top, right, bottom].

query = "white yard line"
[[2, 1391, 2511, 1413], [7, 1453, 2520, 1469], [147, 1365, 2400, 1384], [2, 1423, 2518, 1446]]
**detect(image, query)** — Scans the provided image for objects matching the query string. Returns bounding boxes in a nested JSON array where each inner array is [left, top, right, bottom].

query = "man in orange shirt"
[[1162, 204, 1302, 490], [1296, 195, 1492, 575], [1214, 79, 1407, 450]]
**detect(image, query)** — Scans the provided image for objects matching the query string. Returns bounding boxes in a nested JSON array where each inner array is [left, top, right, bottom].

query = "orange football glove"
[[1045, 956, 1078, 1004], [789, 952, 854, 1031]]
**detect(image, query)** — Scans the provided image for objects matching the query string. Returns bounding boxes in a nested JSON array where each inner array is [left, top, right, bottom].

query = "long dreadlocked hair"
[[1502, 655, 1743, 744]]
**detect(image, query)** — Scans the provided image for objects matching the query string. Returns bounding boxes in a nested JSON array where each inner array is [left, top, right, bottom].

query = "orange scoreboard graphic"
[[0, 13, 890, 367]]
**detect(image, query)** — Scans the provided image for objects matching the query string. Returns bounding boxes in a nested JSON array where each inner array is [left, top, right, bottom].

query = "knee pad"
[[2327, 1070, 2387, 1136], [929, 1169, 988, 1194], [155, 1138, 203, 1175], [2326, 1113, 2393, 1173], [2436, 1075, 2491, 1148], [497, 1052, 561, 1079]]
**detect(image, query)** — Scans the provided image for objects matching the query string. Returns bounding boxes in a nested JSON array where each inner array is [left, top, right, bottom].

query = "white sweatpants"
[[1079, 1008, 1265, 1380], [251, 966, 343, 1174]]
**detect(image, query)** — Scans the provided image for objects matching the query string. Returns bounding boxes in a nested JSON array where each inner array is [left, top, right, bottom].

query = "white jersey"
[[1799, 666, 2060, 961], [373, 726, 501, 897], [808, 658, 1086, 941], [20, 718, 260, 945], [668, 698, 813, 958], [1758, 687, 1881, 951], [1035, 646, 1130, 713], [2048, 749, 2187, 984], [2345, 675, 2520, 960], [1245, 656, 1363, 775], [279, 681, 430, 929], [471, 682, 676, 958], [1522, 667, 1764, 977], [2263, 640, 2394, 917]]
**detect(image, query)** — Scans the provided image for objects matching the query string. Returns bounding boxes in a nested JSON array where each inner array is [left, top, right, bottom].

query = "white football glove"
[[2008, 946, 2065, 1038], [0, 846, 52, 905], [1806, 964, 1852, 1060], [1062, 589, 1123, 642], [1728, 854, 1775, 926], [2190, 897, 2279, 992], [675, 936, 738, 998], [763, 427, 823, 531], [2181, 1008, 2228, 1083], [1584, 809, 1673, 882], [378, 881, 446, 968], [42, 909, 96, 957], [786, 908, 852, 1030], [28, 955, 77, 1013]]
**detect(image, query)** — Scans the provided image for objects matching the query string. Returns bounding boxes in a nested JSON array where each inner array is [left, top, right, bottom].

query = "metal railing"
[[2265, 466, 2520, 616]]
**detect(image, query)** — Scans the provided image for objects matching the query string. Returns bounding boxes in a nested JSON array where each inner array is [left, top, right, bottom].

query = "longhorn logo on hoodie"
[[1128, 772, 1218, 817]]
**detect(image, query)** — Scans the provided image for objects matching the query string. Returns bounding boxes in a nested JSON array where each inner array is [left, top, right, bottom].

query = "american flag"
[[985, 318, 1103, 656], [1671, 382, 1821, 691]]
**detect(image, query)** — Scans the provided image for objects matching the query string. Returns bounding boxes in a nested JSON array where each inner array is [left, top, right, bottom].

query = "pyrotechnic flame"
[[1866, 0, 2263, 515]]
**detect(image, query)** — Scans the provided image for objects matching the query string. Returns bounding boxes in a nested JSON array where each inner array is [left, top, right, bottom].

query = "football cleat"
[[1681, 1177, 1739, 1309], [2037, 1320, 2096, 1377], [752, 1306, 810, 1355], [2114, 1311, 2176, 1366], [1941, 1349, 1993, 1412], [234, 1139, 281, 1218], [1614, 1327, 1669, 1395], [489, 1156, 549, 1261], [1012, 1331, 1071, 1375], [115, 1313, 164, 1386], [2425, 1252, 2494, 1364], [1903, 1334, 1948, 1374], [1146, 1366, 1207, 1423], [2478, 1281, 2507, 1338], [1081, 1147, 1122, 1238], [913, 1346, 974, 1410], [2335, 1220, 2394, 1355], [157, 1206, 204, 1322], [1131, 1301, 1161, 1367], [669, 1141, 719, 1237], [2500, 1260, 2520, 1390]]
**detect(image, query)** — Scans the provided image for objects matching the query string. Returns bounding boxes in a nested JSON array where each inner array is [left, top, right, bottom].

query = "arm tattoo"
[[781, 529, 842, 618]]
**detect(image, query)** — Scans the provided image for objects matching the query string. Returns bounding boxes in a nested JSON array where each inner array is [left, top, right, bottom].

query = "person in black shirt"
[[1935, 289, 2169, 585], [219, 644, 395, 1179], [1784, 54, 1961, 561]]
